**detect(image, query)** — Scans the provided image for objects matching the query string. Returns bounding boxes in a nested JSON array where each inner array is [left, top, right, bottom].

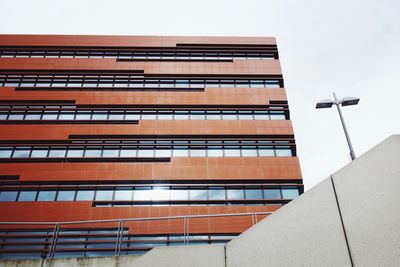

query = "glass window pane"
[[152, 188, 170, 201], [224, 149, 241, 157], [241, 149, 257, 157], [48, 150, 66, 158], [75, 114, 91, 120], [282, 188, 299, 199], [245, 189, 262, 199], [8, 114, 24, 120], [92, 114, 107, 120], [42, 114, 58, 120], [189, 149, 206, 157], [84, 150, 102, 157], [209, 187, 225, 200], [95, 190, 114, 201], [125, 114, 141, 120], [0, 149, 13, 158], [264, 189, 281, 199], [18, 191, 37, 201], [59, 114, 75, 120], [12, 149, 30, 158], [258, 148, 275, 157], [31, 149, 48, 158], [102, 149, 120, 157], [76, 190, 95, 201], [170, 189, 188, 200], [25, 114, 42, 120], [120, 149, 137, 157], [66, 150, 84, 158], [137, 150, 154, 157], [173, 149, 189, 157], [275, 149, 292, 157], [0, 191, 18, 201], [57, 191, 76, 201], [114, 188, 133, 200], [134, 188, 152, 201], [190, 190, 207, 200], [154, 150, 171, 157], [207, 149, 223, 157], [226, 189, 244, 199], [37, 191, 56, 201]]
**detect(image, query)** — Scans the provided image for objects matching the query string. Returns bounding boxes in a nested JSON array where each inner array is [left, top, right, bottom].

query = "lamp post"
[[316, 93, 360, 161]]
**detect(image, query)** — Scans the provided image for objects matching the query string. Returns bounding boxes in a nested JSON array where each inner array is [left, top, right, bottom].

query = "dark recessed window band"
[[0, 184, 300, 202], [0, 108, 288, 121], [93, 199, 291, 207], [0, 120, 139, 125], [15, 87, 204, 92], [0, 157, 170, 163], [0, 175, 19, 181], [0, 46, 278, 60], [0, 73, 283, 89], [116, 58, 234, 63]]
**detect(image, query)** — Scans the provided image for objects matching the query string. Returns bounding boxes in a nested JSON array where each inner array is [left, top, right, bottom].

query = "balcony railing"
[[0, 211, 272, 260]]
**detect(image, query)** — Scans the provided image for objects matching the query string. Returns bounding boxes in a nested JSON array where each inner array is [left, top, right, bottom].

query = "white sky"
[[0, 0, 399, 190]]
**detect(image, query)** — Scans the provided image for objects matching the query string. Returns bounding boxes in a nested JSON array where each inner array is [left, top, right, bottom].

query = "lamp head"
[[316, 99, 334, 109], [341, 97, 360, 106]]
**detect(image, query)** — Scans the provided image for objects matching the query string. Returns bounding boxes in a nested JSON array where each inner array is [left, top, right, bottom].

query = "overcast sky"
[[1, 0, 399, 189]]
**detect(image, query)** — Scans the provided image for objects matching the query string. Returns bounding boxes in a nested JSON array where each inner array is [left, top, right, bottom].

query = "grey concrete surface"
[[332, 135, 400, 266], [226, 178, 352, 267], [0, 255, 141, 267], [131, 245, 225, 267]]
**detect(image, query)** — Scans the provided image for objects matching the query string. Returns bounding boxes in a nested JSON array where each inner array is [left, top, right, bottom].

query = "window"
[[275, 148, 292, 157], [76, 190, 95, 201], [18, 191, 37, 201], [0, 149, 13, 158], [84, 149, 102, 157], [12, 149, 31, 158], [207, 148, 223, 157], [102, 149, 120, 157], [190, 190, 207, 200], [66, 150, 84, 158], [170, 189, 188, 200], [57, 191, 76, 201], [209, 187, 225, 200], [95, 190, 114, 201], [31, 149, 49, 158], [114, 188, 133, 200], [120, 149, 137, 157], [282, 187, 299, 199], [37, 191, 56, 201], [264, 189, 281, 199], [152, 188, 170, 201], [0, 191, 18, 201], [226, 189, 244, 200], [245, 189, 263, 199], [133, 188, 152, 201], [48, 150, 66, 158]]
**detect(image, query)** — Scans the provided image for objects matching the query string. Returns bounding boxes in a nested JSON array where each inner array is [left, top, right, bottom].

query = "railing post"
[[183, 216, 188, 245], [186, 217, 190, 245], [114, 220, 124, 256], [251, 213, 256, 226], [47, 223, 61, 259]]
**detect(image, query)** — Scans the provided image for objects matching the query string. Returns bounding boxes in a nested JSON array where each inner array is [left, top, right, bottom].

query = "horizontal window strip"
[[0, 185, 300, 202], [0, 108, 287, 121], [0, 47, 278, 61], [0, 120, 139, 125]]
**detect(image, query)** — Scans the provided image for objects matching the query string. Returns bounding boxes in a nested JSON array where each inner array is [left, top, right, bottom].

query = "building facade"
[[0, 35, 303, 259]]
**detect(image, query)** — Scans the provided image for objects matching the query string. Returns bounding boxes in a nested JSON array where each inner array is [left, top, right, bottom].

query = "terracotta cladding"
[[0, 35, 302, 237]]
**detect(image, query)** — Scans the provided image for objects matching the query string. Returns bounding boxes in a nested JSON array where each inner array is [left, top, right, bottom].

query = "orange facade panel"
[[0, 157, 301, 181]]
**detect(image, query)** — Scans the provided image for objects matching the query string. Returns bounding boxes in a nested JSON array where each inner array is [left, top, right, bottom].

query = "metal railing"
[[0, 212, 272, 259]]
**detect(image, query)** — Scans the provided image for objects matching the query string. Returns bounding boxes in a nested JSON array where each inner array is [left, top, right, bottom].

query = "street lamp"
[[316, 93, 360, 161]]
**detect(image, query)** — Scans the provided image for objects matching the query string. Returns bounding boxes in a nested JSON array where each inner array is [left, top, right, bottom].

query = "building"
[[0, 35, 303, 259]]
